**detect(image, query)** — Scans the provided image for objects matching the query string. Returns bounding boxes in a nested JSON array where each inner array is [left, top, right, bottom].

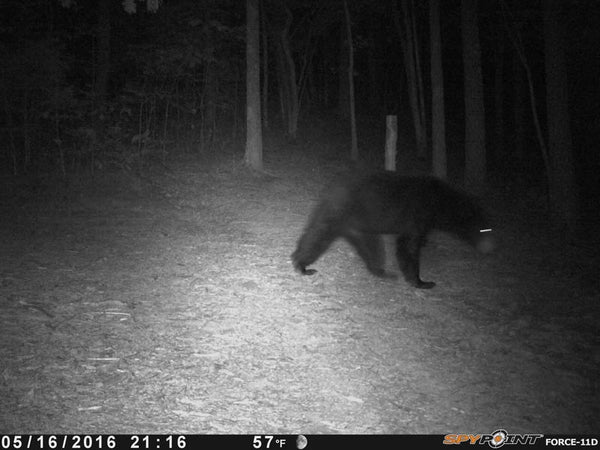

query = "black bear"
[[292, 172, 493, 289]]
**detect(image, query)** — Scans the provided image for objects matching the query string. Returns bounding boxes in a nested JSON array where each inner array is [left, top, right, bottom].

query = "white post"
[[385, 115, 397, 171]]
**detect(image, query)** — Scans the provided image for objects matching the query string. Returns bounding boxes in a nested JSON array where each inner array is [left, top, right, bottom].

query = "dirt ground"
[[0, 137, 598, 434]]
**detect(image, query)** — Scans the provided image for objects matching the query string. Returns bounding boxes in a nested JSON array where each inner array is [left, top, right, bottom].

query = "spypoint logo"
[[443, 429, 543, 447], [488, 430, 509, 448]]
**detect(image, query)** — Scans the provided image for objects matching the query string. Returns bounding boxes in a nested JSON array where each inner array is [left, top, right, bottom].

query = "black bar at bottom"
[[0, 434, 598, 450]]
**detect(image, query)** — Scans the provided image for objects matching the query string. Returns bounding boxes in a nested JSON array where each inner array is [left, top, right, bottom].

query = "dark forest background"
[[1, 0, 599, 233]]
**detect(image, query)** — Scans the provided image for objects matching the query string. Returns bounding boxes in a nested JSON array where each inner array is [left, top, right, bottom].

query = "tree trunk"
[[338, 23, 350, 119], [280, 4, 298, 140], [461, 0, 486, 192], [512, 52, 525, 163], [245, 0, 263, 170], [94, 0, 111, 106], [261, 1, 269, 129], [392, 0, 427, 159], [275, 40, 287, 125], [297, 17, 316, 114], [343, 0, 358, 161], [501, 1, 550, 188], [429, 0, 446, 179], [367, 17, 380, 111], [543, 0, 577, 233], [493, 30, 505, 170], [408, 0, 427, 159]]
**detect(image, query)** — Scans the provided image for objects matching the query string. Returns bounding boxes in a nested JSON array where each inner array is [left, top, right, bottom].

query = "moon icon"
[[296, 434, 308, 449]]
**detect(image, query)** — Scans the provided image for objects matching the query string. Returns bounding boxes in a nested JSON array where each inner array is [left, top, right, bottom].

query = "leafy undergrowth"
[[0, 147, 598, 434]]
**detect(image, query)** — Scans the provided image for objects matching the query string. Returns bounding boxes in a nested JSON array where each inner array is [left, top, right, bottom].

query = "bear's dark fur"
[[292, 172, 493, 288]]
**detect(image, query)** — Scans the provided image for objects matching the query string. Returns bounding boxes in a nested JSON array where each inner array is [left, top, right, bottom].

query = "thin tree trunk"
[[92, 0, 110, 156], [22, 90, 31, 170], [305, 58, 315, 110], [493, 31, 505, 169], [245, 0, 263, 170], [461, 0, 486, 192], [392, 0, 427, 158], [501, 0, 549, 186], [512, 52, 525, 163], [429, 0, 446, 179], [95, 0, 111, 106], [280, 4, 298, 140], [275, 41, 287, 124], [367, 17, 380, 111], [543, 0, 577, 233], [261, 1, 269, 129], [343, 0, 358, 161], [0, 76, 18, 175], [409, 0, 427, 158], [297, 17, 317, 113], [338, 22, 350, 119]]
